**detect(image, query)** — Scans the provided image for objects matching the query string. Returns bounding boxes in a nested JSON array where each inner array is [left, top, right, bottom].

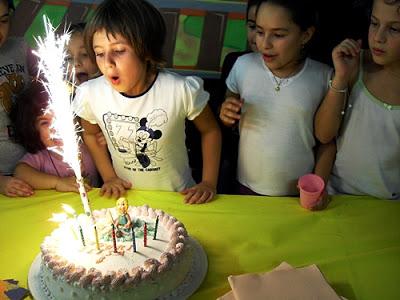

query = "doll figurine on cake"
[[104, 197, 154, 242], [114, 197, 132, 238]]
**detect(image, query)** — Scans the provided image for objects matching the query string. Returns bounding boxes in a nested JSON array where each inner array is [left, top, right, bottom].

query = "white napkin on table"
[[218, 262, 341, 300]]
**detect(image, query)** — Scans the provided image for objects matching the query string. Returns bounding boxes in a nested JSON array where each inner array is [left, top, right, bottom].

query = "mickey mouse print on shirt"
[[103, 109, 168, 171]]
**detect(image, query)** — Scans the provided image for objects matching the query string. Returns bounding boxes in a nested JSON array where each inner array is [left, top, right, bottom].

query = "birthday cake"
[[38, 202, 196, 300]]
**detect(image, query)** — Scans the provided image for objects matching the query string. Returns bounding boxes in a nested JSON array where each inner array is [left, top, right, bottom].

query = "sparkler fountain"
[[34, 16, 98, 247]]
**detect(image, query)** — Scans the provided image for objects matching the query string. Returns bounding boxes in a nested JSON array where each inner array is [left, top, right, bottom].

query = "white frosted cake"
[[39, 204, 194, 300]]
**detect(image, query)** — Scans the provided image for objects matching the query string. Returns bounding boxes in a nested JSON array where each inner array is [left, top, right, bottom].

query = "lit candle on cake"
[[94, 226, 100, 250], [35, 17, 100, 248], [79, 226, 86, 247], [153, 216, 159, 240], [111, 224, 118, 253], [62, 204, 86, 247], [131, 226, 136, 253], [144, 223, 147, 247]]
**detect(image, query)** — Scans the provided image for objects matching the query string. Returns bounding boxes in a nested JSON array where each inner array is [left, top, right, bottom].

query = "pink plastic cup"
[[298, 174, 325, 209]]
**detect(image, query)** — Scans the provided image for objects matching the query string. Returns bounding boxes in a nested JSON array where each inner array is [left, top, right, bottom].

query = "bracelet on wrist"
[[329, 79, 348, 93]]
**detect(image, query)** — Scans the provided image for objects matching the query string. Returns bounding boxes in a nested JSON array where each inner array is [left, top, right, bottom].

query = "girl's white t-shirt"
[[74, 71, 209, 192], [227, 53, 332, 195]]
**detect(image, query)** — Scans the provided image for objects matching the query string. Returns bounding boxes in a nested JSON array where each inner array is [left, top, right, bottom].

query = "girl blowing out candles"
[[73, 0, 221, 203]]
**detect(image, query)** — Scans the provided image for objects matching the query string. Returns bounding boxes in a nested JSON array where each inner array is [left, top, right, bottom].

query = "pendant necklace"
[[272, 75, 284, 92], [271, 66, 299, 92]]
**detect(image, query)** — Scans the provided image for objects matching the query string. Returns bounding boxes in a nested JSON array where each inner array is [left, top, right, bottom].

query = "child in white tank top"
[[315, 0, 400, 199]]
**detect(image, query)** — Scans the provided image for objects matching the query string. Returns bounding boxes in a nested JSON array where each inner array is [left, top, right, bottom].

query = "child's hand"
[[55, 176, 92, 193], [100, 177, 132, 199], [310, 190, 330, 211], [0, 176, 34, 197], [180, 181, 216, 204], [219, 97, 243, 127], [332, 39, 362, 83]]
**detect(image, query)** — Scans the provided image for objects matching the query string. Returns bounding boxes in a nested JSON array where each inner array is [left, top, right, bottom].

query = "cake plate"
[[28, 237, 208, 300]]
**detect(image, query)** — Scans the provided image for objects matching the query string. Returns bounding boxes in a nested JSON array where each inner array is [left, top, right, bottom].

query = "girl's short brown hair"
[[84, 0, 166, 72]]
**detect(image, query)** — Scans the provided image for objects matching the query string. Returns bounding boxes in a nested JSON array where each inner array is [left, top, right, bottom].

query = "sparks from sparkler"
[[49, 211, 77, 239], [62, 204, 87, 248], [34, 16, 92, 218], [48, 213, 68, 223]]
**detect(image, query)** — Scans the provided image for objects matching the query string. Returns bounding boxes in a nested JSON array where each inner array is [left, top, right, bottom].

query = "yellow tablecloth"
[[0, 189, 399, 299]]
